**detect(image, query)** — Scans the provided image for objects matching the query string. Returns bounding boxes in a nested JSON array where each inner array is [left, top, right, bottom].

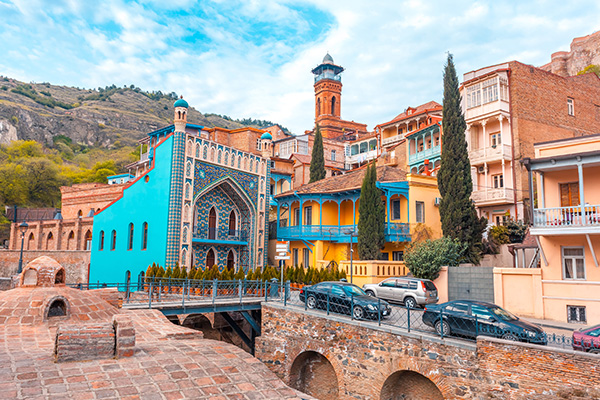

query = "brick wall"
[[0, 250, 89, 284], [61, 183, 124, 219], [8, 218, 93, 251], [257, 303, 600, 399]]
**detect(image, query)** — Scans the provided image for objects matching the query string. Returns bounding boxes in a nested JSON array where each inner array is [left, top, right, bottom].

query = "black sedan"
[[299, 281, 391, 320], [422, 300, 547, 345]]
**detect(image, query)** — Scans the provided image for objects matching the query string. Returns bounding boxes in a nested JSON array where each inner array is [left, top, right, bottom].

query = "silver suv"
[[362, 277, 438, 308]]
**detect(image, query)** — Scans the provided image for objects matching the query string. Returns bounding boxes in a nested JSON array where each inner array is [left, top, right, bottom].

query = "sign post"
[[275, 241, 289, 299]]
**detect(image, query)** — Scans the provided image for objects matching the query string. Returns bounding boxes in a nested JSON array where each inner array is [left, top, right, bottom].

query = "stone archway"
[[181, 314, 220, 340], [289, 351, 339, 400], [380, 370, 444, 400]]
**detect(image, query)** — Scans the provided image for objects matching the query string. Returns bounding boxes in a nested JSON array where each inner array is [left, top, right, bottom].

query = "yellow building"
[[495, 134, 600, 323], [274, 166, 441, 286]]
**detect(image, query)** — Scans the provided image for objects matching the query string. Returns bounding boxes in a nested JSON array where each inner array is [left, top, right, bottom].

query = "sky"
[[1, 0, 599, 134]]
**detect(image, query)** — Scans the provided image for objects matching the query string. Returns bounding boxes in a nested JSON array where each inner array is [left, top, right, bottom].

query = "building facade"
[[90, 99, 272, 283]]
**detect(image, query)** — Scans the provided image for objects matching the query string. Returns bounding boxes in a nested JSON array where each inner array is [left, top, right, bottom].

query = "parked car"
[[362, 277, 438, 308], [422, 300, 547, 345], [572, 324, 600, 353], [299, 281, 391, 320]]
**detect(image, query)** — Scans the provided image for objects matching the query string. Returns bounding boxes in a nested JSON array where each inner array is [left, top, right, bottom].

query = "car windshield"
[[587, 327, 600, 337], [343, 285, 366, 297], [490, 307, 518, 321]]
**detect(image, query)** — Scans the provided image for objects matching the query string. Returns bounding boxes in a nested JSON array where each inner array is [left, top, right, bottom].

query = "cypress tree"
[[357, 162, 385, 260], [309, 124, 326, 183], [437, 53, 486, 264]]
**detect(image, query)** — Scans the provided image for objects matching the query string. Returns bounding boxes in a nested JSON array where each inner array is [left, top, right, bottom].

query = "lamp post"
[[344, 228, 357, 284], [17, 221, 29, 274]]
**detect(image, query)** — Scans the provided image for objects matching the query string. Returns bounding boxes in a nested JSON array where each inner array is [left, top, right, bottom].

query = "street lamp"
[[343, 228, 357, 284], [17, 221, 29, 274]]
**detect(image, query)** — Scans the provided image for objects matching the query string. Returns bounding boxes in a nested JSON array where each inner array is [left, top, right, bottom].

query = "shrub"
[[489, 225, 510, 245], [404, 237, 467, 280]]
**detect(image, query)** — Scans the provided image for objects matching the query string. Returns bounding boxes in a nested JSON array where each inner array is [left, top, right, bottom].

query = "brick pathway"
[[0, 309, 313, 400]]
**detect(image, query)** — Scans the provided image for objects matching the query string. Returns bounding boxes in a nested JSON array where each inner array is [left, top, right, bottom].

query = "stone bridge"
[[256, 303, 600, 400]]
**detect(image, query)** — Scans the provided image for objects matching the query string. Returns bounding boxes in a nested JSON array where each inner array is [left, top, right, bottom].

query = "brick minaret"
[[312, 53, 344, 125]]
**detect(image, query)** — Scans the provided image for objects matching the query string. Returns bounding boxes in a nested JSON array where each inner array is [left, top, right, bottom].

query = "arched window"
[[99, 231, 104, 251], [228, 211, 236, 236], [27, 232, 35, 250], [111, 230, 117, 251], [237, 156, 241, 168], [84, 230, 92, 250], [208, 208, 217, 240], [182, 227, 188, 242], [186, 161, 192, 177], [184, 204, 190, 220], [127, 223, 134, 250], [218, 150, 222, 163], [224, 152, 229, 165], [181, 249, 187, 266], [141, 222, 148, 250], [77, 210, 83, 218], [206, 248, 216, 268], [67, 231, 74, 250], [203, 145, 208, 159], [317, 97, 321, 116], [227, 250, 235, 271], [185, 183, 191, 199], [46, 232, 54, 250], [331, 96, 336, 114], [195, 143, 200, 158]]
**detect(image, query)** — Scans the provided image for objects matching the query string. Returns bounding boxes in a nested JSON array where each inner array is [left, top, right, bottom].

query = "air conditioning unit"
[[434, 197, 441, 206], [477, 166, 486, 174]]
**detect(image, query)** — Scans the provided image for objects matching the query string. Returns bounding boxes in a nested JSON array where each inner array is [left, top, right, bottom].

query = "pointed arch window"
[[127, 223, 134, 250], [99, 231, 104, 251], [111, 230, 117, 251], [27, 232, 35, 250], [208, 207, 217, 239], [228, 211, 237, 236], [206, 248, 216, 268], [141, 222, 148, 250], [317, 97, 321, 116], [46, 232, 54, 250], [84, 230, 92, 250], [182, 226, 188, 243], [67, 231, 74, 250], [331, 96, 336, 115], [195, 143, 200, 158], [186, 161, 192, 177], [227, 250, 235, 271]]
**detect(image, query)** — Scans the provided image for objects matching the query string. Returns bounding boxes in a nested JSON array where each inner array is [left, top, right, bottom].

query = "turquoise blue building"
[[90, 99, 272, 283]]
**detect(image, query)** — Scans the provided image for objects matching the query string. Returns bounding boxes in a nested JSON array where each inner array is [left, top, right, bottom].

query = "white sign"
[[275, 255, 291, 260], [276, 252, 289, 257]]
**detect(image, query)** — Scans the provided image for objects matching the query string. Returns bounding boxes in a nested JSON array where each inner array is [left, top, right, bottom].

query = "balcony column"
[[484, 162, 488, 198], [386, 191, 391, 235], [502, 160, 506, 199], [319, 197, 323, 234], [337, 200, 341, 233], [481, 120, 488, 157], [352, 198, 357, 232], [498, 115, 504, 145], [578, 163, 585, 225], [540, 172, 545, 208], [413, 138, 418, 155], [276, 202, 281, 231]]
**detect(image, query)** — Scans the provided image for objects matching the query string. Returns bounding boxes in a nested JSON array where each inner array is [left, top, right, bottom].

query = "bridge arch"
[[380, 370, 444, 400], [289, 350, 339, 400]]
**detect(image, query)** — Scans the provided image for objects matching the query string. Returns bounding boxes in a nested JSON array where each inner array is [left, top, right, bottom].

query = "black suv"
[[422, 300, 547, 345], [299, 281, 391, 320]]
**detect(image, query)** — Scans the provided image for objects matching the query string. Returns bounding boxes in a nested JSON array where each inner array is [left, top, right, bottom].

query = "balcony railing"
[[382, 135, 402, 146], [277, 223, 410, 243], [346, 149, 378, 164], [532, 205, 600, 228], [408, 145, 440, 165], [193, 228, 249, 243], [469, 144, 511, 165], [471, 188, 513, 204]]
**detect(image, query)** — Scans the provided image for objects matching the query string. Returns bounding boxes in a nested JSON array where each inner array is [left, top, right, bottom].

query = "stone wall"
[[540, 31, 600, 77], [257, 303, 600, 399], [0, 250, 89, 285]]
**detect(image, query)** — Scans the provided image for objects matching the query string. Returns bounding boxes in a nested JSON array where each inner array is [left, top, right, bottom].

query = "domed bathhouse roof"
[[174, 97, 189, 108], [260, 132, 273, 140]]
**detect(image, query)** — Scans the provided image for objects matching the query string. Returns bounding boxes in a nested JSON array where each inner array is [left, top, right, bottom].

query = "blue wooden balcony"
[[408, 145, 440, 166], [277, 223, 410, 243]]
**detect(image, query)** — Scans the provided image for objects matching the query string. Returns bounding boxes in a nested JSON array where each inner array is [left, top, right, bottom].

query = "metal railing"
[[193, 228, 249, 241], [278, 223, 410, 242], [408, 145, 440, 164], [532, 205, 600, 228]]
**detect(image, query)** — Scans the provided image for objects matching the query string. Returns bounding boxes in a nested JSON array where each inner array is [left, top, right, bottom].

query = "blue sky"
[[1, 0, 599, 134]]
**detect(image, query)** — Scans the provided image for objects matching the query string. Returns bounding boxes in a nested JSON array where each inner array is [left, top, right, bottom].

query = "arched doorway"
[[209, 207, 217, 239], [227, 250, 235, 271], [289, 351, 339, 400], [206, 248, 216, 268], [380, 370, 444, 400]]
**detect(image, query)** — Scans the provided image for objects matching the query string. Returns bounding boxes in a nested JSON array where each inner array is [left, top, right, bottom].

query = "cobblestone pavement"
[[0, 309, 313, 400]]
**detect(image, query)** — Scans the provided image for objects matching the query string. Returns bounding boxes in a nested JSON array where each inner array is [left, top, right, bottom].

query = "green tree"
[[577, 64, 600, 78], [20, 157, 66, 207], [437, 53, 486, 264], [357, 162, 385, 260], [309, 124, 326, 183], [404, 237, 467, 280], [0, 163, 27, 205]]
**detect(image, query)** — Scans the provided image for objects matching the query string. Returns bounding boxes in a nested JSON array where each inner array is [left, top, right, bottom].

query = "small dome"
[[260, 132, 273, 140], [174, 97, 189, 108], [323, 53, 334, 64]]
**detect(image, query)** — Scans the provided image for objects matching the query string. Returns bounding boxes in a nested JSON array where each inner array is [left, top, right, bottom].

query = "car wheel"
[[501, 332, 518, 341], [435, 320, 451, 336], [404, 297, 417, 309], [352, 306, 365, 320], [365, 290, 375, 297], [306, 295, 317, 309]]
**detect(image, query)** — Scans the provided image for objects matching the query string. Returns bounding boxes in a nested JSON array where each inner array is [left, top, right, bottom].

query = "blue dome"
[[174, 97, 189, 108], [261, 132, 273, 140]]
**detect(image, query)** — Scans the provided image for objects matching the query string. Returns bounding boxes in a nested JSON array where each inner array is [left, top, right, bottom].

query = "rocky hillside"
[[0, 77, 261, 148]]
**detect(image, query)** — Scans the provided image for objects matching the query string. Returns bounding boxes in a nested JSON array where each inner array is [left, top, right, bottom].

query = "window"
[[567, 98, 574, 116], [127, 223, 134, 250], [380, 252, 389, 261], [294, 208, 300, 226], [99, 231, 104, 251], [206, 248, 216, 268], [350, 144, 358, 155], [331, 96, 336, 114], [490, 133, 501, 147], [392, 199, 401, 220], [466, 83, 481, 109], [445, 302, 469, 314], [256, 138, 262, 150], [110, 230, 116, 251], [293, 248, 299, 266], [562, 247, 585, 280], [482, 78, 499, 104], [567, 305, 586, 323], [493, 174, 504, 189], [415, 201, 425, 223], [560, 182, 580, 207], [331, 150, 336, 161], [208, 207, 217, 239], [228, 211, 237, 236], [303, 248, 310, 268], [141, 222, 148, 250], [381, 279, 397, 287], [392, 251, 404, 261], [304, 206, 312, 226], [471, 305, 495, 320]]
